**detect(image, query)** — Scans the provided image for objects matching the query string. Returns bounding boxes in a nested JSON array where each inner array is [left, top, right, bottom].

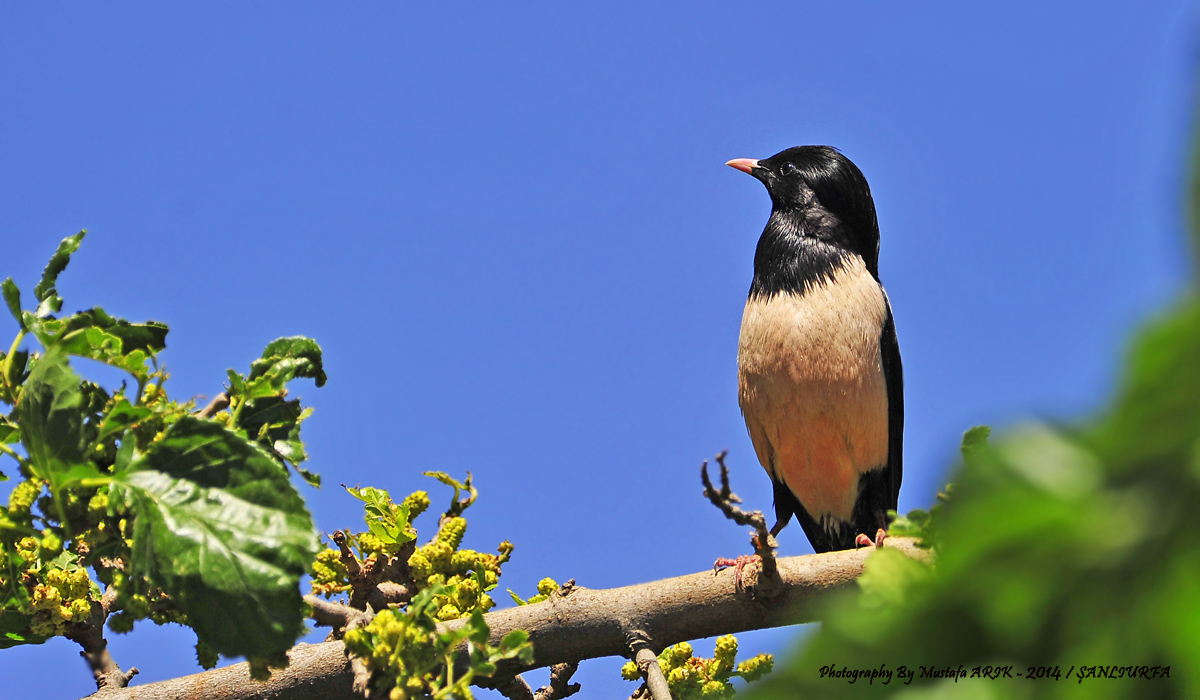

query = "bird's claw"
[[855, 528, 888, 549], [714, 554, 760, 590]]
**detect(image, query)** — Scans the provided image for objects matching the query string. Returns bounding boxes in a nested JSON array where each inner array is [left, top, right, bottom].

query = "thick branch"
[[90, 540, 928, 700]]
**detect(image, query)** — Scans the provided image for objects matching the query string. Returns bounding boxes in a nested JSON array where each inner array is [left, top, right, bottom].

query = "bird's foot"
[[714, 554, 760, 590], [855, 528, 888, 549]]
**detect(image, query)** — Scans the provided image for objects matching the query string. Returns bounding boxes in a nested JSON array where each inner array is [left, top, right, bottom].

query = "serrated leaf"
[[226, 370, 246, 396], [248, 336, 326, 388], [17, 348, 101, 492], [111, 417, 318, 659], [344, 485, 414, 545], [32, 231, 85, 317], [31, 308, 167, 378], [1, 279, 23, 329]]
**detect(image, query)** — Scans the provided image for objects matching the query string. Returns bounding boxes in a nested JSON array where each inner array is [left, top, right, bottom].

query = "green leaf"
[[226, 370, 246, 396], [111, 417, 319, 659], [233, 396, 318, 484], [95, 398, 153, 443], [17, 348, 101, 492], [493, 629, 533, 664], [1, 350, 27, 395], [507, 589, 527, 606], [248, 336, 326, 389], [32, 231, 85, 317], [344, 485, 414, 546], [1, 279, 23, 329], [292, 464, 320, 488], [27, 308, 167, 378], [960, 425, 991, 461], [465, 608, 490, 646], [111, 436, 137, 478], [498, 629, 529, 652], [0, 610, 48, 649]]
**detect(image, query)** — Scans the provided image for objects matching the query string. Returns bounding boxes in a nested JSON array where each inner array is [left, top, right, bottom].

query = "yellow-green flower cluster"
[[310, 548, 350, 598], [405, 518, 509, 621], [344, 606, 442, 700], [510, 577, 560, 606], [8, 478, 41, 517], [619, 637, 773, 700], [734, 653, 773, 683], [28, 567, 95, 637], [106, 569, 189, 633], [401, 490, 431, 520]]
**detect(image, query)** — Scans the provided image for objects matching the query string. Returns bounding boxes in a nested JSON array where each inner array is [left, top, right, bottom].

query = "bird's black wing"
[[843, 298, 903, 546], [880, 300, 904, 510]]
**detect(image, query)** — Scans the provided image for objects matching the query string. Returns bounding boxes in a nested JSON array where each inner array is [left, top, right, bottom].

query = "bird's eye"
[[780, 162, 798, 176]]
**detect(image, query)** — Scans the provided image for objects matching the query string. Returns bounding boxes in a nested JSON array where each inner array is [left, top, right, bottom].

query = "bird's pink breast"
[[738, 255, 889, 525]]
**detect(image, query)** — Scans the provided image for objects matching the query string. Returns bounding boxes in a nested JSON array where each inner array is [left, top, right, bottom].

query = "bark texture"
[[89, 539, 928, 700]]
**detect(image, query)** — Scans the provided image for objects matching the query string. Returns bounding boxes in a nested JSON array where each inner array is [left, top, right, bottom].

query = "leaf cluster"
[[0, 234, 324, 669]]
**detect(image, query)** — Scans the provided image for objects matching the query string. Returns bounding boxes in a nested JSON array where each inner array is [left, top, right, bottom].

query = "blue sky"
[[1, 3, 1196, 698]]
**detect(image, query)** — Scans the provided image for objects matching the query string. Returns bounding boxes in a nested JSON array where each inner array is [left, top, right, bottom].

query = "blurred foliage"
[[752, 251, 1200, 697], [0, 233, 323, 671], [619, 637, 773, 700]]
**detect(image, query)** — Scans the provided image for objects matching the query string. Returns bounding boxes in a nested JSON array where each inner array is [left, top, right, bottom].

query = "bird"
[[727, 146, 902, 553]]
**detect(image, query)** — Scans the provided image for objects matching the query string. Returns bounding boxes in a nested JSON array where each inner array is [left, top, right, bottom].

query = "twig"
[[628, 631, 672, 700], [306, 595, 368, 631], [66, 587, 138, 692], [493, 674, 536, 700], [701, 452, 778, 584], [331, 530, 362, 579], [328, 530, 416, 613], [534, 662, 581, 700], [195, 391, 230, 419]]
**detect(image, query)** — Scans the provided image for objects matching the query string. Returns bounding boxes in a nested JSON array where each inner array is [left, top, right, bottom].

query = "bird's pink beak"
[[725, 158, 759, 174]]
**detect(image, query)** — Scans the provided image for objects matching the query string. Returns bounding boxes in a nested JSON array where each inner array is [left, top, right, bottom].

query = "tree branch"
[[702, 452, 778, 585], [629, 632, 672, 700], [90, 540, 928, 700], [535, 662, 580, 700], [195, 392, 230, 419], [66, 587, 138, 693]]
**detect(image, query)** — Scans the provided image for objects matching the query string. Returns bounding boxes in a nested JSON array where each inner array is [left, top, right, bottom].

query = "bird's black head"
[[728, 146, 880, 274]]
